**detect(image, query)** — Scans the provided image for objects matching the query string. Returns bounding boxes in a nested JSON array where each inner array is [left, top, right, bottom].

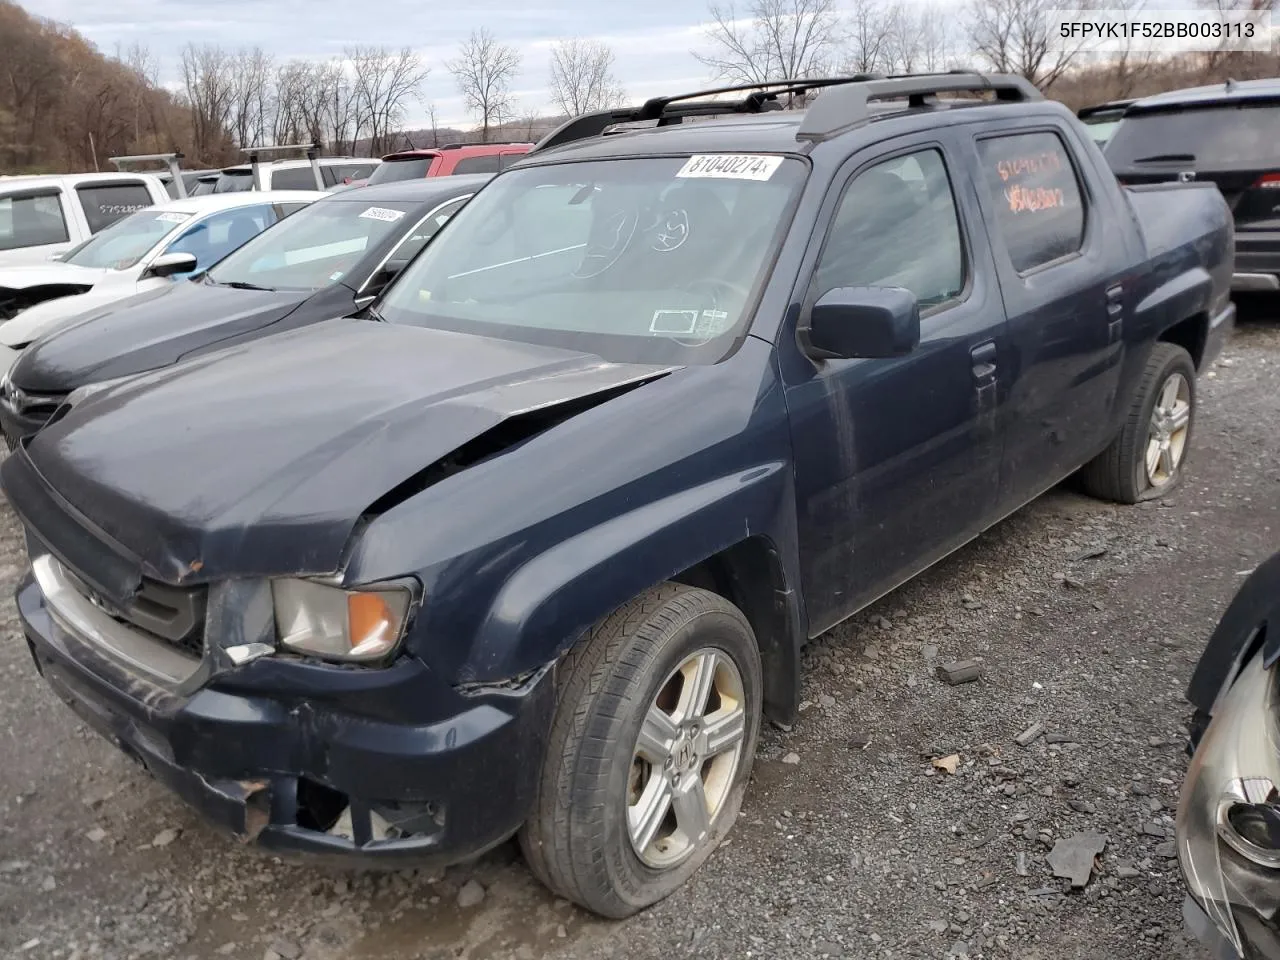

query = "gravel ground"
[[2, 312, 1278, 960]]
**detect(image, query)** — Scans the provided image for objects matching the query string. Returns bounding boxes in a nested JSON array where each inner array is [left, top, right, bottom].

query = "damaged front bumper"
[[17, 573, 555, 868], [1178, 653, 1280, 958]]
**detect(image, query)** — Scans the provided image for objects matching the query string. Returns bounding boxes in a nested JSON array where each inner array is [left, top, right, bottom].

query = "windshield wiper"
[[1133, 153, 1196, 163], [216, 279, 276, 292]]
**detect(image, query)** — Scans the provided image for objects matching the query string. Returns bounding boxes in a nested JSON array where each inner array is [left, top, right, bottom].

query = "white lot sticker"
[[650, 309, 700, 335], [156, 212, 192, 224], [359, 206, 406, 223], [676, 154, 784, 181]]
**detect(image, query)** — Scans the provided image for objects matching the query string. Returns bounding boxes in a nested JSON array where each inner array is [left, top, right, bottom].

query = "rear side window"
[[978, 132, 1086, 273], [814, 148, 965, 308], [0, 192, 70, 251], [274, 167, 324, 190], [1105, 103, 1280, 168], [76, 182, 155, 233], [451, 154, 503, 175]]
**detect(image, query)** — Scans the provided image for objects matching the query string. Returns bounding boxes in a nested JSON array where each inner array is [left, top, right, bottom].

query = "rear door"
[[962, 119, 1130, 511], [783, 133, 1009, 634]]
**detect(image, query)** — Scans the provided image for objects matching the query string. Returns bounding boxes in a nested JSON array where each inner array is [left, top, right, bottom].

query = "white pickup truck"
[[0, 172, 169, 269]]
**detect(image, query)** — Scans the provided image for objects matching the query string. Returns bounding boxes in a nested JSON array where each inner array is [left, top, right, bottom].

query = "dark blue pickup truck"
[[1, 73, 1235, 918]]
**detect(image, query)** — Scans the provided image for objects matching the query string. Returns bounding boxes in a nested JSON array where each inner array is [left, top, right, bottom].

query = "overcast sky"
[[36, 0, 734, 128]]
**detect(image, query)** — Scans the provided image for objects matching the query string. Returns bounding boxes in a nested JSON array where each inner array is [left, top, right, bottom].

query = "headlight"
[[1177, 649, 1280, 955], [271, 578, 414, 662]]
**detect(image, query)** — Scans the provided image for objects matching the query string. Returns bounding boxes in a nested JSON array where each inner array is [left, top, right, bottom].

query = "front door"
[[782, 136, 1009, 636]]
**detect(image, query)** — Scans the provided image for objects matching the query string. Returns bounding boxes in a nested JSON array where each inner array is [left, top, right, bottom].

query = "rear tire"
[[519, 583, 762, 918], [1079, 342, 1196, 504]]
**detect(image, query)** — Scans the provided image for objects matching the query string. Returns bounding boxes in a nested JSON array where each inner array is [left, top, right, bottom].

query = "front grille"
[[59, 560, 207, 659], [1, 381, 66, 423]]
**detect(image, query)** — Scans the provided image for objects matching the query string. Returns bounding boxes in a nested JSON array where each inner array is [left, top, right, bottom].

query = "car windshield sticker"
[[697, 309, 731, 336], [676, 154, 783, 181], [359, 206, 405, 223], [650, 309, 700, 335], [329, 270, 344, 281], [156, 212, 192, 224]]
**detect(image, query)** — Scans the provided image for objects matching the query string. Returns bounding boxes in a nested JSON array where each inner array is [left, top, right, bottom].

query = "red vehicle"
[[343, 142, 533, 190]]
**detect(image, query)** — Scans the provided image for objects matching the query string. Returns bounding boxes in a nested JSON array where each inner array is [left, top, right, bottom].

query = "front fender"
[[467, 461, 792, 681], [1186, 550, 1280, 716]]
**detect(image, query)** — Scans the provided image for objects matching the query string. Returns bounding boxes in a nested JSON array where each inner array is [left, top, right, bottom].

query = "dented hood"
[[22, 317, 674, 584], [12, 280, 311, 392]]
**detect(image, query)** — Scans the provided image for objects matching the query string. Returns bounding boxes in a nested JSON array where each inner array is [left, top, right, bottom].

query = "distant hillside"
[[0, 1, 204, 174]]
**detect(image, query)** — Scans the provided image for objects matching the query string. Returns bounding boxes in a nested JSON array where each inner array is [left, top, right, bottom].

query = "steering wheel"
[[573, 208, 639, 280]]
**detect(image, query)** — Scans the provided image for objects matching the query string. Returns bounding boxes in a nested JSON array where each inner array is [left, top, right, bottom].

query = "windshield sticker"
[[359, 206, 406, 223], [155, 212, 192, 224], [650, 309, 700, 335], [697, 309, 731, 336], [676, 154, 783, 181], [328, 270, 345, 281]]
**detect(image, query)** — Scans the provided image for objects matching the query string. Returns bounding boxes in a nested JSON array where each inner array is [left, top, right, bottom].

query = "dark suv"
[[2, 73, 1234, 919], [1104, 78, 1280, 294]]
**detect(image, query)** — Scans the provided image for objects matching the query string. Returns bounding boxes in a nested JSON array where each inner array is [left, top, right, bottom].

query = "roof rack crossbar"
[[796, 72, 1042, 141], [108, 151, 188, 197], [531, 75, 885, 154], [238, 141, 324, 190]]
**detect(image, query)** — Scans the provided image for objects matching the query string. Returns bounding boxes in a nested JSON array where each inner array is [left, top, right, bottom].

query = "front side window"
[[163, 205, 275, 274], [0, 192, 70, 251], [814, 149, 965, 308], [62, 209, 189, 269], [76, 182, 155, 233], [378, 155, 808, 364], [978, 131, 1086, 273], [207, 197, 422, 290]]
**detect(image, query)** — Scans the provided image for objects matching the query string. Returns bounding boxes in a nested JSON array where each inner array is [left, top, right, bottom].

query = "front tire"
[[1079, 341, 1196, 504], [519, 583, 763, 918]]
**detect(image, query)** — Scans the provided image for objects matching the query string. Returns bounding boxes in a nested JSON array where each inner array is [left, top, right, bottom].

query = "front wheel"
[[519, 583, 763, 918], [1079, 341, 1196, 504]]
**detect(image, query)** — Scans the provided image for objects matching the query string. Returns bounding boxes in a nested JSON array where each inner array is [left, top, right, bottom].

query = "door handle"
[[971, 341, 997, 382], [1105, 283, 1124, 317]]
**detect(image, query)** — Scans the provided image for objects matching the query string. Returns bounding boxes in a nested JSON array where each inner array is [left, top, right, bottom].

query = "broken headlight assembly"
[[271, 578, 415, 663], [1178, 650, 1280, 956]]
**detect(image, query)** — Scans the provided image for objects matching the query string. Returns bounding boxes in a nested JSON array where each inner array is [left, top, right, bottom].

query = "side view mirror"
[[145, 252, 199, 280], [804, 286, 921, 360]]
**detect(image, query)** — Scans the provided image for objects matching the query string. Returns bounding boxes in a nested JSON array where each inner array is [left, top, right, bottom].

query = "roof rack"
[[239, 141, 324, 190], [531, 72, 1042, 153], [439, 140, 531, 150], [109, 152, 188, 197]]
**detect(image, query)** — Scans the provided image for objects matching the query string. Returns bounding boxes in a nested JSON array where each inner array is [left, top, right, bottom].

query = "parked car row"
[[0, 71, 1242, 924]]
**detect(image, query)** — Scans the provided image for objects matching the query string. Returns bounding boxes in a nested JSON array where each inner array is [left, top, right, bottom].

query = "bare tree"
[[448, 28, 521, 142], [349, 45, 430, 155], [548, 38, 625, 116], [844, 0, 895, 73], [230, 47, 273, 148], [694, 0, 843, 84], [180, 43, 236, 160], [426, 102, 440, 146], [967, 0, 1091, 89]]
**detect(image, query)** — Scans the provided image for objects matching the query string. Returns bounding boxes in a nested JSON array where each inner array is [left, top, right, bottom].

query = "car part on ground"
[[1178, 550, 1280, 959], [0, 71, 1236, 917]]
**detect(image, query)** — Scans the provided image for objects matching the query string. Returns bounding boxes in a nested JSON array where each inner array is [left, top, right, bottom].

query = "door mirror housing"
[[145, 251, 199, 280], [804, 286, 921, 360]]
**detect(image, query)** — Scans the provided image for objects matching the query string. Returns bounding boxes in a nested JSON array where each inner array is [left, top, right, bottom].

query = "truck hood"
[[12, 280, 311, 393], [23, 318, 675, 584], [0, 263, 107, 293]]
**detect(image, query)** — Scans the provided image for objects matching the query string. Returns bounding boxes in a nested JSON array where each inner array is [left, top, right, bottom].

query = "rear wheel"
[[1079, 342, 1196, 504], [519, 583, 762, 918]]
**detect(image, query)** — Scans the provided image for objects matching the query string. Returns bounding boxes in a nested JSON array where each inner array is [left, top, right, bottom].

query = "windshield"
[[1106, 103, 1280, 168], [367, 158, 435, 184], [378, 156, 807, 364], [62, 209, 190, 269], [207, 197, 419, 290]]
